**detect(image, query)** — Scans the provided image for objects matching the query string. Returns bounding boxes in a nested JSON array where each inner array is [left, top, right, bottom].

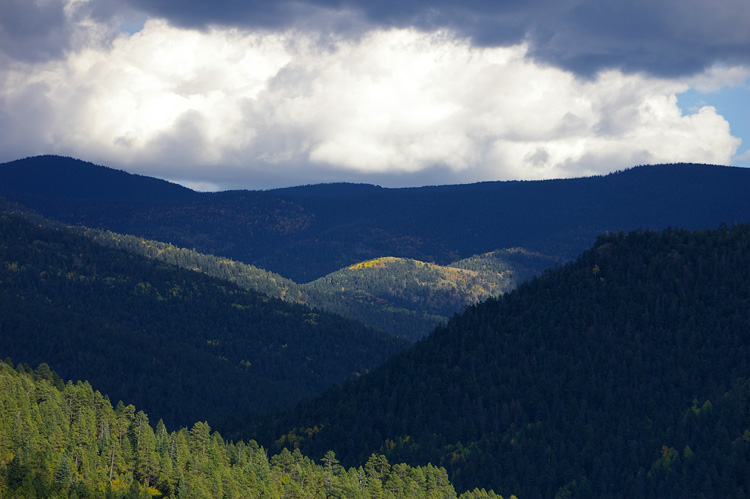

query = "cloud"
[[3, 0, 750, 82], [0, 20, 741, 189], [0, 0, 68, 62], [687, 65, 750, 93], [518, 0, 750, 77], [104, 0, 750, 78], [0, 0, 132, 64]]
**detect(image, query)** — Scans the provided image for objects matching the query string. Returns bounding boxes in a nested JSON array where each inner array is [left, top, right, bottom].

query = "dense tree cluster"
[[0, 361, 509, 499], [3, 156, 750, 497], [74, 226, 304, 304], [0, 208, 407, 433], [73, 226, 550, 340], [303, 256, 521, 340], [264, 225, 750, 498], [2, 156, 748, 282]]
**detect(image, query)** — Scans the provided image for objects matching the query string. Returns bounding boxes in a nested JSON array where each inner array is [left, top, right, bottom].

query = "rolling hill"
[[2, 155, 750, 498], [2, 156, 749, 282], [259, 224, 750, 498], [302, 251, 556, 339], [0, 204, 408, 432], [66, 224, 554, 339]]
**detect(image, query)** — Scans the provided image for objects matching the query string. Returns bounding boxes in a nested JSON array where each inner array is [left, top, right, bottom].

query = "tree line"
[[0, 360, 512, 499], [260, 224, 750, 498], [0, 207, 407, 433]]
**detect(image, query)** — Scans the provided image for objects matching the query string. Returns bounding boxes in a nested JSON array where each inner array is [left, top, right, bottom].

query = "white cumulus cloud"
[[0, 17, 742, 189]]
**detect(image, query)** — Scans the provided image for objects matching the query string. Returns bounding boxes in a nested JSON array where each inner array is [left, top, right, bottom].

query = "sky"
[[1, 0, 749, 191]]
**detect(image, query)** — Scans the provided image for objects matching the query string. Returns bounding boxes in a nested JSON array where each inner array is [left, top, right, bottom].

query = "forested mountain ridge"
[[60, 221, 551, 339], [2, 155, 748, 282], [260, 224, 750, 498], [0, 155, 196, 203], [0, 360, 512, 499], [0, 206, 408, 433], [302, 251, 555, 339]]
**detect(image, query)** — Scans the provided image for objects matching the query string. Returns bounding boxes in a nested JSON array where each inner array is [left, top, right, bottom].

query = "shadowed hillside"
[[63, 222, 555, 339], [0, 206, 408, 431], [2, 156, 748, 282], [259, 224, 750, 498]]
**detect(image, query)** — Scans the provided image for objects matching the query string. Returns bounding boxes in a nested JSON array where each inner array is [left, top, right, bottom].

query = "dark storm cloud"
[[523, 0, 750, 77], [121, 0, 750, 77], [122, 0, 341, 30], [0, 0, 124, 63], [0, 0, 69, 62]]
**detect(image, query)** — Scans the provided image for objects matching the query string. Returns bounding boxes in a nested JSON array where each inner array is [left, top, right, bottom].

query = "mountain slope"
[[2, 156, 749, 282], [308, 256, 512, 318], [71, 226, 552, 339], [0, 206, 408, 432], [73, 223, 305, 303], [0, 360, 482, 499], [302, 252, 556, 339], [261, 224, 750, 498]]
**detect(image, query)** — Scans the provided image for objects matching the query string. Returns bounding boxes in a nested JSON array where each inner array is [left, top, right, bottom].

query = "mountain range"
[[0, 204, 408, 431], [1, 155, 750, 498], [72, 226, 554, 339], [260, 224, 750, 498], [2, 156, 749, 282]]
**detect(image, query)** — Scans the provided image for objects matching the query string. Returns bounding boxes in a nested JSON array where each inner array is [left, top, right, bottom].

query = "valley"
[[1, 155, 750, 498]]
